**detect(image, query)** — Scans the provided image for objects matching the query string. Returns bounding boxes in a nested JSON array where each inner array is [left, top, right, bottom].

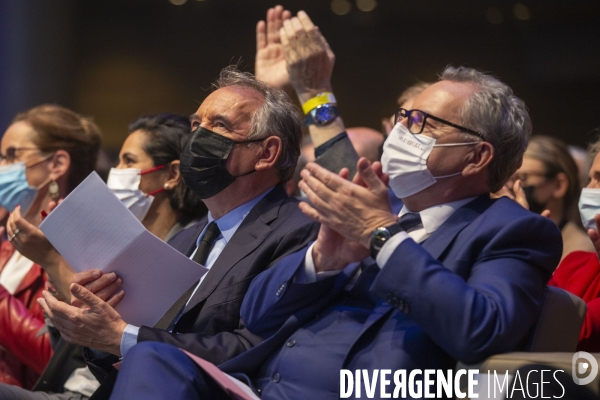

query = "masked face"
[[381, 123, 479, 199], [0, 162, 39, 214], [106, 165, 165, 222], [180, 126, 264, 199], [579, 188, 600, 231]]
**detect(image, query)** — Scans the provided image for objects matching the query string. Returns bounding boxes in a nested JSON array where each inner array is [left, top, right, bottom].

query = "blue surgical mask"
[[0, 162, 39, 214], [579, 188, 600, 231]]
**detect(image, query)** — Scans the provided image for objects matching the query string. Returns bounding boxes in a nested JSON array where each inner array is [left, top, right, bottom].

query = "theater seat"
[[456, 286, 594, 397]]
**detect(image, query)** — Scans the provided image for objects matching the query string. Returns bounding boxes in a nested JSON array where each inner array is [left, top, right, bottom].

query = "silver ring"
[[8, 228, 20, 242]]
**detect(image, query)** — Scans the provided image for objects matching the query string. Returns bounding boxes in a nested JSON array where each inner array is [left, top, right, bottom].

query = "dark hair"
[[526, 135, 580, 221], [129, 114, 206, 219], [13, 104, 102, 192]]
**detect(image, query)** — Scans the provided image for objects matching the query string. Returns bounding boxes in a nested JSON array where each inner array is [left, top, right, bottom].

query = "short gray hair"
[[213, 66, 302, 183], [439, 66, 532, 192]]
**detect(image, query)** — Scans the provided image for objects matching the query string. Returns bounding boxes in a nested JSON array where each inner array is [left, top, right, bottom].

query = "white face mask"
[[578, 188, 600, 231], [107, 168, 158, 222], [381, 123, 479, 199]]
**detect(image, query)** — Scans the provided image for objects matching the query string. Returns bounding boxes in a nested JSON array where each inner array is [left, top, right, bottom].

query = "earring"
[[49, 180, 59, 200], [164, 183, 170, 190]]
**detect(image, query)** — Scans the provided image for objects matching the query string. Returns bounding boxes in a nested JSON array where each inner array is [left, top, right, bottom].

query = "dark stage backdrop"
[[1, 0, 599, 152]]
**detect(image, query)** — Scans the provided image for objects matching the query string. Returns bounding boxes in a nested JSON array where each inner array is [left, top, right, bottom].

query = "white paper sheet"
[[40, 172, 207, 327]]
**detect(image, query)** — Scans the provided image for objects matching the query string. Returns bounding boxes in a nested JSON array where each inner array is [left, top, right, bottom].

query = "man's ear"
[[552, 172, 569, 199], [463, 142, 494, 176], [255, 136, 282, 171], [48, 150, 71, 181], [164, 161, 181, 190]]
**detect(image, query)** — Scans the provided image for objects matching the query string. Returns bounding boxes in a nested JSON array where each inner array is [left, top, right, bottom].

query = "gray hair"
[[439, 66, 532, 192], [213, 66, 302, 183]]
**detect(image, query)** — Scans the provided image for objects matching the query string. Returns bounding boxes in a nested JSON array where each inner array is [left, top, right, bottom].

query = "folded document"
[[40, 172, 207, 327]]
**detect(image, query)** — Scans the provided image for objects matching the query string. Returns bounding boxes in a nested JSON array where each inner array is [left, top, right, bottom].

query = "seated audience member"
[[549, 135, 600, 352], [0, 113, 206, 399], [0, 105, 101, 388], [106, 52, 562, 399], [39, 66, 319, 399], [507, 135, 594, 260]]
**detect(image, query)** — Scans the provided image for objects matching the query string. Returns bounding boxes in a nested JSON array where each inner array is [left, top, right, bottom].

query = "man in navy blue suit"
[[107, 59, 563, 399]]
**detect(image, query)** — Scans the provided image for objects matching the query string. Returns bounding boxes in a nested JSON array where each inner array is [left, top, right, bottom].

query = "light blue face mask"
[[579, 188, 600, 231], [0, 162, 39, 214]]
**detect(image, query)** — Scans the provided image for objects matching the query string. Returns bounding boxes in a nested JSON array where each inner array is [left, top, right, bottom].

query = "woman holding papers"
[[0, 104, 102, 388], [0, 113, 205, 396]]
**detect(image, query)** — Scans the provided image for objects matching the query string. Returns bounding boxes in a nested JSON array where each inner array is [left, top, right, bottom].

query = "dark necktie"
[[154, 221, 221, 330], [398, 212, 422, 232]]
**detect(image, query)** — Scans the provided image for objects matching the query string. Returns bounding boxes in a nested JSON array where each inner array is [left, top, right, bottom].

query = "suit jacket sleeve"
[[314, 133, 359, 178], [371, 213, 561, 364], [239, 245, 344, 338]]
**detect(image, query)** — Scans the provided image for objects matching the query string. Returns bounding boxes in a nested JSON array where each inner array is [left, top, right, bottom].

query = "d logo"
[[572, 351, 599, 385]]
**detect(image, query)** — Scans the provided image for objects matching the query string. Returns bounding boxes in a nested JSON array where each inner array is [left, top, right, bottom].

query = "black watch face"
[[314, 105, 338, 124]]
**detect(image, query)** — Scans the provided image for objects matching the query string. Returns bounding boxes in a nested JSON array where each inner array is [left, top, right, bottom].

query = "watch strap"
[[301, 92, 337, 115]]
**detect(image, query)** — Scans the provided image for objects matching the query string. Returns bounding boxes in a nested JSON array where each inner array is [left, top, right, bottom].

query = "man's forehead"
[[410, 80, 475, 116], [195, 86, 264, 118]]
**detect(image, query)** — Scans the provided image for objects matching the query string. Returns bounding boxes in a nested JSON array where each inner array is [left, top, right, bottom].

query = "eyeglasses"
[[0, 147, 41, 164], [394, 108, 484, 139]]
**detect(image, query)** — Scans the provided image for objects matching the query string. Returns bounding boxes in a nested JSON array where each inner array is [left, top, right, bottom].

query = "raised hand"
[[280, 10, 335, 103], [255, 5, 292, 92], [299, 158, 396, 250]]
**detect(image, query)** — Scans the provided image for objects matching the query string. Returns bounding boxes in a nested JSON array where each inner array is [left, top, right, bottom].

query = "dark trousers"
[[109, 342, 231, 400]]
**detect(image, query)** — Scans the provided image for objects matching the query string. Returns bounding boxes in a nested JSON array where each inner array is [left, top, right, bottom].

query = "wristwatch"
[[370, 223, 404, 259], [304, 104, 339, 126]]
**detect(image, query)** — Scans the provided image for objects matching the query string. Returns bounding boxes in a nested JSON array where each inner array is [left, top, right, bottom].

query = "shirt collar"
[[199, 186, 275, 246], [399, 196, 477, 235]]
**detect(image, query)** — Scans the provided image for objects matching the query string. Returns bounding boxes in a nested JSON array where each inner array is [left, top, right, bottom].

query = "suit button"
[[272, 373, 281, 383], [276, 284, 286, 296], [286, 339, 296, 347]]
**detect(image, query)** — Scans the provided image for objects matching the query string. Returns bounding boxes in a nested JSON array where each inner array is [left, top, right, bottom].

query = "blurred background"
[[1, 0, 599, 158]]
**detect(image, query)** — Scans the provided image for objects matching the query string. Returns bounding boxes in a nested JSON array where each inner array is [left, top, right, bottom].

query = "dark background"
[[1, 0, 599, 153]]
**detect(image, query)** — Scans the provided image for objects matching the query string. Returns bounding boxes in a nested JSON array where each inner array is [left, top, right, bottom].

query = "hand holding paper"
[[40, 172, 207, 327]]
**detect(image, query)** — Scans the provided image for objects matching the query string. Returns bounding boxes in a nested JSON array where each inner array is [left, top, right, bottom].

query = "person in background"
[[0, 104, 101, 388], [507, 135, 594, 260], [0, 113, 207, 399], [381, 81, 431, 136], [550, 134, 600, 352]]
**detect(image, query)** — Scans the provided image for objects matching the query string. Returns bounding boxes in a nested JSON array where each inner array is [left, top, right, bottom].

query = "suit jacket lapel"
[[181, 186, 288, 314], [421, 194, 491, 260]]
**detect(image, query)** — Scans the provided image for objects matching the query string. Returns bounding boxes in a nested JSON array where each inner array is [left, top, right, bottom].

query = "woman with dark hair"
[[508, 135, 594, 260], [107, 113, 206, 240], [0, 104, 102, 388]]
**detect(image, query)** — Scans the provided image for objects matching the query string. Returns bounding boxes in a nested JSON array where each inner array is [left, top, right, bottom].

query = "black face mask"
[[180, 126, 263, 199], [522, 185, 547, 214]]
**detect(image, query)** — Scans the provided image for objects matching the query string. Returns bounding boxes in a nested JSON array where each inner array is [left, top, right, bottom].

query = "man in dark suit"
[[38, 66, 319, 397], [106, 59, 563, 399]]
